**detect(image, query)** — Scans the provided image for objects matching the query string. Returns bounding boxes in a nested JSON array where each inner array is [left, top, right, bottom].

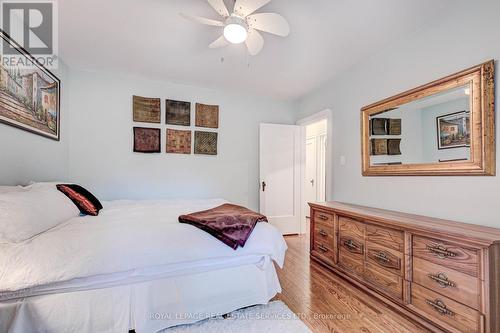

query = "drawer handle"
[[373, 251, 390, 263], [318, 214, 329, 221], [344, 239, 358, 250], [425, 298, 455, 317], [426, 244, 457, 259], [319, 230, 328, 237], [428, 272, 456, 288], [318, 244, 329, 252]]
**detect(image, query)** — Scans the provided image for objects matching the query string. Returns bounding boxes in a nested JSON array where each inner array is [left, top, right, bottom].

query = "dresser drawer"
[[313, 223, 335, 257], [364, 262, 403, 301], [366, 243, 403, 276], [339, 236, 364, 260], [313, 222, 335, 240], [313, 210, 334, 225], [413, 257, 480, 310], [413, 236, 479, 278], [338, 252, 364, 276], [366, 224, 404, 252], [339, 216, 365, 240], [312, 241, 335, 265], [410, 283, 482, 333]]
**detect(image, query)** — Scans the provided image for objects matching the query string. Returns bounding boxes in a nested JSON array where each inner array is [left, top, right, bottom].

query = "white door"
[[259, 123, 301, 235], [304, 138, 317, 218]]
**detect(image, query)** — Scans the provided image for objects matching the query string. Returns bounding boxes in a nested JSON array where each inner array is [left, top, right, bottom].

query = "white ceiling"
[[59, 0, 455, 100]]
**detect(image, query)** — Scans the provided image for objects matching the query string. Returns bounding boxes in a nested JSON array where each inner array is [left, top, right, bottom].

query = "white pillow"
[[0, 183, 80, 243]]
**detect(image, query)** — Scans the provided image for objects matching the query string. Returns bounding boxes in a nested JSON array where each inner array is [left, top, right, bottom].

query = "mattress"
[[0, 199, 287, 301]]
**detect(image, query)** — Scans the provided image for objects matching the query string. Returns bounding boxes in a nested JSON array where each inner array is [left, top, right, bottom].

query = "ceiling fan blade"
[[245, 29, 264, 56], [247, 13, 290, 37], [209, 35, 230, 49], [234, 0, 271, 17], [207, 0, 229, 17], [180, 13, 223, 27]]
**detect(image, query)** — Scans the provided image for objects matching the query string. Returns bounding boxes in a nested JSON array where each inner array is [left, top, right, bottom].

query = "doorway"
[[297, 110, 332, 234]]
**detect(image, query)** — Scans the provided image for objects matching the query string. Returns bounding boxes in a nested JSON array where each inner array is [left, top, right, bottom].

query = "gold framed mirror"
[[361, 60, 495, 176]]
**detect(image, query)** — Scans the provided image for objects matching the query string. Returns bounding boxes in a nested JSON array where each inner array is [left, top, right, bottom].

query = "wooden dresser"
[[309, 201, 500, 333]]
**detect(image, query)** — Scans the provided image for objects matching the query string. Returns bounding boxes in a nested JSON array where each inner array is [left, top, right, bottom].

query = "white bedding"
[[0, 199, 287, 301], [0, 262, 282, 333]]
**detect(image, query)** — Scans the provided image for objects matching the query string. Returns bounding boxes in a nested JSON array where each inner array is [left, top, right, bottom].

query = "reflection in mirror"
[[361, 60, 494, 176], [369, 84, 471, 166]]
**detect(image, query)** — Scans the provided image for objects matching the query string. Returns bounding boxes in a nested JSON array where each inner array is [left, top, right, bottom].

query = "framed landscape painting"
[[0, 31, 60, 140], [436, 111, 470, 150]]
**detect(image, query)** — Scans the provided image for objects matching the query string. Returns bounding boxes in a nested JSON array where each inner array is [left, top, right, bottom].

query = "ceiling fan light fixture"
[[181, 0, 290, 56], [223, 16, 248, 44]]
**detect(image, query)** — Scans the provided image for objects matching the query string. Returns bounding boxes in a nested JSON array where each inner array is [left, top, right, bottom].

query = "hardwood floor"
[[274, 234, 431, 333]]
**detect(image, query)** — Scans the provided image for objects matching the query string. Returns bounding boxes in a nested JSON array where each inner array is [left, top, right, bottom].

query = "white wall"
[[297, 0, 500, 227], [66, 69, 296, 210], [0, 61, 70, 185]]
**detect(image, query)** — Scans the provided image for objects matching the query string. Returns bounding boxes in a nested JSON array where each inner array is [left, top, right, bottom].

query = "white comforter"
[[0, 199, 287, 300]]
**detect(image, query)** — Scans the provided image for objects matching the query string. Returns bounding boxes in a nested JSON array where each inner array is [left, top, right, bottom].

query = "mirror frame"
[[361, 60, 495, 176]]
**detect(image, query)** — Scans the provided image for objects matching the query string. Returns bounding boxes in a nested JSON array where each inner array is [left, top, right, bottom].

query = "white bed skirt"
[[0, 263, 282, 333]]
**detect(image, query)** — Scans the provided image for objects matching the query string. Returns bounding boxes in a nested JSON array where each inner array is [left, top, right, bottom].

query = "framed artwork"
[[388, 119, 401, 135], [387, 139, 401, 155], [133, 96, 161, 123], [166, 99, 191, 126], [0, 31, 60, 140], [166, 129, 191, 154], [194, 131, 217, 155], [436, 111, 470, 149], [370, 139, 401, 156], [370, 118, 387, 135], [195, 103, 219, 128], [370, 138, 388, 155], [370, 118, 402, 136], [133, 127, 161, 153]]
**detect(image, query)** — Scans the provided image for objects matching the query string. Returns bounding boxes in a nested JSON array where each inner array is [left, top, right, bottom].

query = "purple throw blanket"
[[178, 204, 268, 250]]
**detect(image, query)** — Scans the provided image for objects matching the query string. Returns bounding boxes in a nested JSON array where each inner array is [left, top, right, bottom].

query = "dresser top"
[[310, 201, 500, 245]]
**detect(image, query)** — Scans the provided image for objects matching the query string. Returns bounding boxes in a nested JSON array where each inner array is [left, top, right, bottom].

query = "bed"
[[0, 198, 287, 333]]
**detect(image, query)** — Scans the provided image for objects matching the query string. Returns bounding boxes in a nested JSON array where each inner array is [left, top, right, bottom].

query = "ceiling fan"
[[180, 0, 290, 56]]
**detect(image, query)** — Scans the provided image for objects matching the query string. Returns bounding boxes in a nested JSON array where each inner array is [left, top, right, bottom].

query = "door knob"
[[310, 179, 314, 186], [262, 181, 267, 192]]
